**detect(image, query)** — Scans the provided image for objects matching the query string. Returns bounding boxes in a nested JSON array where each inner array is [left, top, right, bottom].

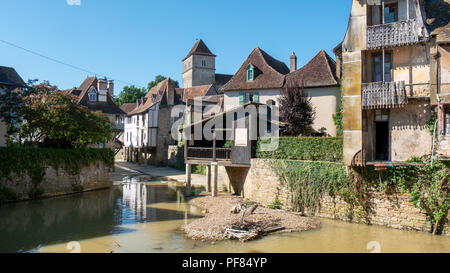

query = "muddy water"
[[0, 180, 449, 253]]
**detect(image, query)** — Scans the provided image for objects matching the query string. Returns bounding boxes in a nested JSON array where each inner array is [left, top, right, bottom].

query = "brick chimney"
[[290, 52, 297, 72], [97, 78, 108, 102], [107, 80, 114, 97]]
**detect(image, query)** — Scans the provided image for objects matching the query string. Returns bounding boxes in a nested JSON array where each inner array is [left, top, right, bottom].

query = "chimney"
[[290, 52, 297, 72], [107, 80, 114, 97], [98, 78, 107, 92]]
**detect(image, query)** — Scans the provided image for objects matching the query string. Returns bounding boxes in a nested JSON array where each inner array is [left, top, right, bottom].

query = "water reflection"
[[0, 179, 201, 253]]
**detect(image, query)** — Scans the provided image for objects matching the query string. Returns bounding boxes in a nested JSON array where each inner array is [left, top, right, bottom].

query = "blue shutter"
[[253, 91, 259, 103], [239, 92, 244, 105]]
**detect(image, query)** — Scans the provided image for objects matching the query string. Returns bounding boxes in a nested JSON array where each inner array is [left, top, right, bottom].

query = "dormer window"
[[247, 64, 255, 81], [88, 88, 98, 102]]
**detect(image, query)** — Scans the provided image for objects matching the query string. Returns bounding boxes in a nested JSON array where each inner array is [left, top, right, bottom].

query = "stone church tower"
[[182, 39, 216, 88]]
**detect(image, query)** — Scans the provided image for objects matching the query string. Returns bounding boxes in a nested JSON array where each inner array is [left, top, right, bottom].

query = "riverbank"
[[182, 194, 321, 242]]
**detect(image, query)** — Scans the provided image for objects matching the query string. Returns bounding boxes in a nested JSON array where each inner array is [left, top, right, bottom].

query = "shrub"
[[256, 137, 343, 162]]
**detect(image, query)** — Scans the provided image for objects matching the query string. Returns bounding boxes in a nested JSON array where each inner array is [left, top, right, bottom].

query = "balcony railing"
[[187, 147, 232, 161], [362, 81, 408, 109], [367, 19, 420, 49]]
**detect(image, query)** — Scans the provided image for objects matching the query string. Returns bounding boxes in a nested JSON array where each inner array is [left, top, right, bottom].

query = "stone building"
[[221, 47, 341, 136], [0, 66, 25, 147], [336, 0, 450, 166], [182, 39, 233, 90], [123, 78, 182, 165]]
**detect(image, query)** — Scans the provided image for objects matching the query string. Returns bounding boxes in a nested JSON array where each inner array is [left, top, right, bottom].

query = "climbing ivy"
[[0, 147, 114, 201], [270, 157, 450, 235], [384, 159, 450, 235]]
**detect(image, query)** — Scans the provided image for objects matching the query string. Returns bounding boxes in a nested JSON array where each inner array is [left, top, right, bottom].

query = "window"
[[201, 59, 206, 67], [88, 88, 98, 102], [384, 4, 398, 24], [239, 91, 260, 105], [247, 65, 255, 81], [373, 52, 392, 82]]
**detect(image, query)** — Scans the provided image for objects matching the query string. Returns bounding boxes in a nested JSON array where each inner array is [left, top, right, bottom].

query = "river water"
[[0, 179, 449, 253]]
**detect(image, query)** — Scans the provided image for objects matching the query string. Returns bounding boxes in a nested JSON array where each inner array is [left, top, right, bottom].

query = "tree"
[[147, 75, 179, 90], [278, 82, 315, 136], [20, 90, 114, 148], [0, 80, 114, 148], [115, 85, 146, 106]]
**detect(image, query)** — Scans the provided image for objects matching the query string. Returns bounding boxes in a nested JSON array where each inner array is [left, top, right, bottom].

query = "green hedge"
[[0, 147, 115, 201], [256, 137, 343, 162]]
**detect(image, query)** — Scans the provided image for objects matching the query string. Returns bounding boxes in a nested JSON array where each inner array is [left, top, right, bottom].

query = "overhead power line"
[[0, 39, 145, 89]]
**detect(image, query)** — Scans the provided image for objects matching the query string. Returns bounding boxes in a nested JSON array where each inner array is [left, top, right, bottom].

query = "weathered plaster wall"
[[1, 161, 111, 203], [390, 100, 432, 161], [226, 159, 450, 236], [440, 45, 450, 95], [342, 0, 367, 165]]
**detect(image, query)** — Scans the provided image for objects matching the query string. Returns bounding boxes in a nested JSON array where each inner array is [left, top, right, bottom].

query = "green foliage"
[[22, 92, 114, 148], [169, 145, 185, 171], [279, 84, 316, 136], [256, 137, 343, 162], [147, 75, 179, 91], [267, 199, 282, 209], [332, 80, 344, 136], [426, 109, 438, 135], [271, 160, 350, 213], [192, 164, 206, 175], [0, 147, 114, 202], [384, 159, 449, 234], [223, 140, 232, 148], [115, 85, 147, 107]]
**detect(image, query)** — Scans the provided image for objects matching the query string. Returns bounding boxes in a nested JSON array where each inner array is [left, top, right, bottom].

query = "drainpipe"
[[431, 94, 441, 168]]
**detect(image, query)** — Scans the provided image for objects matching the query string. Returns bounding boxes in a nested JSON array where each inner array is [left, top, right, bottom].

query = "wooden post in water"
[[185, 164, 192, 196], [206, 165, 212, 192]]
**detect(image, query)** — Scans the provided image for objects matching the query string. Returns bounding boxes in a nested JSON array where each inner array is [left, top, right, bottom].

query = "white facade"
[[224, 87, 340, 136], [124, 103, 159, 148]]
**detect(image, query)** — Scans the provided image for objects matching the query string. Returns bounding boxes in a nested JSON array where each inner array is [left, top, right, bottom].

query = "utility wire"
[[0, 39, 146, 89]]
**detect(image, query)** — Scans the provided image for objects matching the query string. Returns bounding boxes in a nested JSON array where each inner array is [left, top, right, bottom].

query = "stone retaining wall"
[[221, 159, 450, 236], [1, 161, 111, 203]]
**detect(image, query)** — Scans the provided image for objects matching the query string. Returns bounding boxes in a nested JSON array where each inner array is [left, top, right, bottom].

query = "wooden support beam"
[[206, 165, 212, 192], [185, 164, 192, 196], [212, 164, 218, 197]]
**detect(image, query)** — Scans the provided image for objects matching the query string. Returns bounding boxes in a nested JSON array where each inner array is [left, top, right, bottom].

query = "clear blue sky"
[[0, 0, 351, 96]]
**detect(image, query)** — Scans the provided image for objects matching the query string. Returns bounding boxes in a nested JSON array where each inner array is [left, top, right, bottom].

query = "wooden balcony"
[[186, 147, 232, 161], [367, 19, 421, 49], [362, 81, 408, 109]]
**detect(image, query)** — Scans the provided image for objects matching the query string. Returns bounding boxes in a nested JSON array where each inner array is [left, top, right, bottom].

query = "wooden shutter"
[[239, 92, 244, 105], [253, 91, 259, 103]]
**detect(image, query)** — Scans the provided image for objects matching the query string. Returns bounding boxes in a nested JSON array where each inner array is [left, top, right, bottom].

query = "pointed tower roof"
[[183, 39, 216, 61]]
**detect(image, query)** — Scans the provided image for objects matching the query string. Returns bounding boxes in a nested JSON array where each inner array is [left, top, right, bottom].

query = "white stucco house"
[[220, 47, 341, 136]]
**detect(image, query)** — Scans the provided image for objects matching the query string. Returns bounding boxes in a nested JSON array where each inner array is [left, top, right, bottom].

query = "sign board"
[[235, 128, 248, 147]]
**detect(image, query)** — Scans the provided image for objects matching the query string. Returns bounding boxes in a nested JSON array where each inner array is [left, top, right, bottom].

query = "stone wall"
[[1, 161, 111, 203], [221, 159, 450, 236], [168, 145, 179, 167]]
